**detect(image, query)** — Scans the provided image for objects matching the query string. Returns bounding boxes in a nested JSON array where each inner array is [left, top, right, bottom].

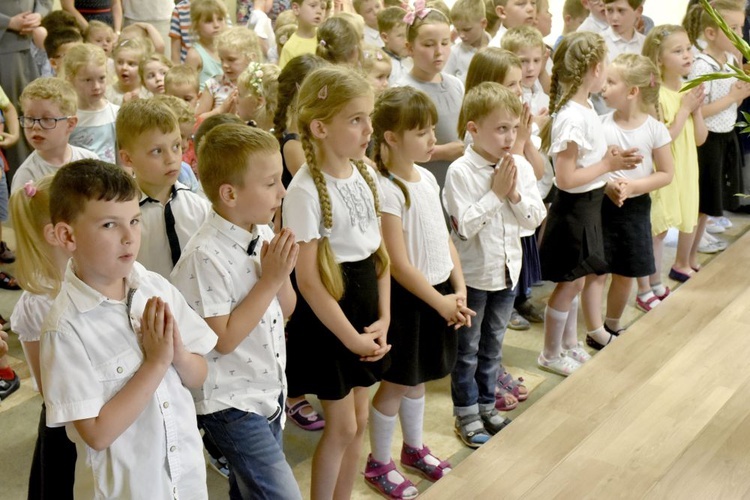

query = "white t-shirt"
[[600, 112, 672, 186], [689, 52, 739, 133], [11, 291, 54, 390], [445, 34, 490, 84], [549, 99, 608, 193], [11, 146, 99, 193], [602, 26, 646, 61], [378, 166, 453, 285], [248, 10, 276, 59], [522, 80, 550, 115], [283, 163, 382, 263], [365, 25, 384, 47], [171, 212, 286, 419], [69, 101, 120, 164]]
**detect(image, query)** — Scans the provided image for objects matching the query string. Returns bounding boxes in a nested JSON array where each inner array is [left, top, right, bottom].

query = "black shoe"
[[0, 372, 20, 400], [515, 300, 544, 323], [0, 241, 15, 264]]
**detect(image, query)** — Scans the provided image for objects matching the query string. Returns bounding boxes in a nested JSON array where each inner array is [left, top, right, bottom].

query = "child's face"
[[230, 152, 286, 227], [454, 19, 487, 48], [64, 197, 141, 293], [21, 98, 76, 157], [383, 25, 408, 56], [294, 0, 325, 29], [367, 60, 391, 95], [359, 0, 382, 29], [497, 0, 536, 29], [535, 2, 552, 36], [600, 65, 629, 110], [143, 61, 170, 94], [120, 127, 183, 192], [469, 108, 520, 161], [582, 0, 607, 22], [89, 29, 115, 55], [220, 49, 252, 83], [605, 0, 640, 38], [396, 124, 436, 163], [198, 14, 226, 40], [659, 31, 693, 78], [517, 46, 544, 88], [501, 65, 524, 98], [165, 82, 199, 107], [407, 22, 452, 76], [115, 49, 142, 88], [708, 10, 745, 54], [179, 121, 195, 153], [49, 42, 81, 75], [71, 63, 108, 109], [316, 95, 374, 160]]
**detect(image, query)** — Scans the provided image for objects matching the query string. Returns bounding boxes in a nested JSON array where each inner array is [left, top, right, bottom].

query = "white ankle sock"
[[652, 283, 667, 297], [587, 326, 611, 345], [605, 317, 621, 332], [561, 296, 580, 350], [544, 305, 567, 359], [369, 406, 396, 464], [398, 395, 424, 449]]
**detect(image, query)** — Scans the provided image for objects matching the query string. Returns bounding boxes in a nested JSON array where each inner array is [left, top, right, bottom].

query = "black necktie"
[[140, 187, 181, 266], [247, 236, 260, 256]]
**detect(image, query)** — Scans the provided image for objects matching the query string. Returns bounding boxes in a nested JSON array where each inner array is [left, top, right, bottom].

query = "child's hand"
[[218, 89, 238, 114], [730, 81, 750, 102], [0, 330, 8, 358], [122, 89, 141, 104], [0, 132, 19, 148], [171, 319, 189, 366], [680, 84, 705, 113], [141, 297, 174, 367], [604, 146, 642, 172], [361, 316, 390, 361], [605, 179, 628, 207], [516, 103, 533, 147], [491, 154, 517, 199], [260, 228, 299, 287]]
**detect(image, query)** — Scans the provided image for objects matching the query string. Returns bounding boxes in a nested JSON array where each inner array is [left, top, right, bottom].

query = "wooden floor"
[[423, 230, 750, 500]]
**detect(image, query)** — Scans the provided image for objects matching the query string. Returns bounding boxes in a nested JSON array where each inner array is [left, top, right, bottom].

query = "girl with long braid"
[[538, 31, 641, 376], [282, 65, 391, 500]]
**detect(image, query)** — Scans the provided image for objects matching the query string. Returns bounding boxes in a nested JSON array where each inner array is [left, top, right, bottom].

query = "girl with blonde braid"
[[282, 65, 391, 500], [538, 31, 642, 376]]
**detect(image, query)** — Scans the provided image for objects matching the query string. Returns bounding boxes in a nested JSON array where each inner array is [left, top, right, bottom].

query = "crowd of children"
[[0, 0, 748, 498]]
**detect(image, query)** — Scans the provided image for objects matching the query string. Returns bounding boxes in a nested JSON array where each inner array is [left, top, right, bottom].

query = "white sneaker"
[[564, 342, 592, 364], [705, 217, 725, 234], [717, 216, 733, 228], [698, 234, 727, 253], [537, 352, 581, 377]]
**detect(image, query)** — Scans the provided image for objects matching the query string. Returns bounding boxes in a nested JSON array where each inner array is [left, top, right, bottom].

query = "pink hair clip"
[[649, 72, 656, 87], [376, 51, 383, 61], [319, 39, 327, 47], [318, 85, 328, 100], [23, 181, 37, 198], [403, 0, 431, 25]]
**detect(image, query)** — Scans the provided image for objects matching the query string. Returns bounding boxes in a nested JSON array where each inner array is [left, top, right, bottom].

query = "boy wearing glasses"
[[11, 77, 98, 193]]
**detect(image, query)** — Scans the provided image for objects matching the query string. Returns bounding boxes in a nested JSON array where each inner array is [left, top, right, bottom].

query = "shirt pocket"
[[92, 350, 142, 393]]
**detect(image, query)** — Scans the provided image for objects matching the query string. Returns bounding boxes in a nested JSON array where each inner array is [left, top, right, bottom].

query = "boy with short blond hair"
[[488, 0, 537, 47], [116, 98, 210, 279], [601, 0, 645, 58], [501, 25, 550, 115], [12, 78, 98, 193], [354, 0, 384, 47], [43, 158, 217, 499], [279, 0, 325, 68], [171, 124, 301, 499], [378, 6, 409, 85], [165, 64, 201, 108], [555, 0, 588, 48], [446, 0, 489, 82], [151, 94, 202, 193]]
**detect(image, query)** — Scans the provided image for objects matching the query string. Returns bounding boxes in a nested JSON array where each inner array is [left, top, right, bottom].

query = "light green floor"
[[1, 213, 748, 499]]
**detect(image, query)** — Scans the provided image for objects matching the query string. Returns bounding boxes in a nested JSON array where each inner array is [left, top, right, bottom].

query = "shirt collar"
[[208, 210, 261, 255], [139, 182, 188, 206], [64, 259, 144, 313], [465, 144, 497, 169], [605, 26, 640, 45]]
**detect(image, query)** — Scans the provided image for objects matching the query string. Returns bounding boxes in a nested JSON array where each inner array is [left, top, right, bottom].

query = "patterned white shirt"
[[171, 212, 287, 419], [689, 52, 740, 133]]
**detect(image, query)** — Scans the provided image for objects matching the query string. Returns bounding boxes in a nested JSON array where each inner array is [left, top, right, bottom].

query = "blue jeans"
[[451, 286, 516, 416], [199, 408, 302, 500]]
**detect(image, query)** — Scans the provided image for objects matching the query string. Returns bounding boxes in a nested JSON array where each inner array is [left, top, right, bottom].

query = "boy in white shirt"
[[171, 124, 302, 499], [116, 98, 210, 279], [444, 83, 545, 448], [42, 159, 216, 499], [12, 77, 98, 193], [501, 26, 550, 116], [488, 0, 536, 48], [577, 0, 609, 33], [601, 0, 645, 59], [378, 6, 411, 86], [446, 0, 490, 83], [355, 0, 385, 47]]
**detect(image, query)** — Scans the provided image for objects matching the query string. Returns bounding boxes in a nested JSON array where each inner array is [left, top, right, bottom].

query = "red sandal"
[[400, 444, 451, 481], [364, 454, 418, 499]]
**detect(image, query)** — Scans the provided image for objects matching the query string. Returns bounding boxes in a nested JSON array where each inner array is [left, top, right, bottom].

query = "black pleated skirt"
[[601, 193, 655, 277]]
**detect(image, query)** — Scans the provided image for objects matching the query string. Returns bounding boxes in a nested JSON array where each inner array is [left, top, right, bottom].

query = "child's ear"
[[292, 2, 301, 16], [53, 222, 77, 253], [466, 120, 478, 136], [310, 119, 327, 139], [66, 115, 78, 133], [380, 31, 389, 44], [383, 130, 398, 147], [218, 183, 237, 206], [119, 148, 133, 168], [495, 5, 506, 22], [627, 85, 640, 100], [43, 223, 60, 247], [480, 18, 488, 30]]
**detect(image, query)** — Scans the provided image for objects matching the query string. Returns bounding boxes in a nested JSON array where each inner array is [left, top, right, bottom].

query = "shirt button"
[[116, 366, 123, 374], [276, 353, 280, 358], [163, 401, 170, 409], [170, 445, 176, 452]]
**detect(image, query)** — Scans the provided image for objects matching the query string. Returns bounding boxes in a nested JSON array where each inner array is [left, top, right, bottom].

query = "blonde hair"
[[165, 64, 200, 91], [116, 98, 179, 151], [458, 81, 522, 137], [139, 53, 174, 83], [464, 48, 522, 92], [563, 0, 587, 19], [275, 24, 297, 50], [377, 6, 406, 32], [317, 17, 363, 64], [112, 37, 152, 62], [238, 62, 280, 124], [216, 27, 263, 62], [20, 77, 78, 116], [610, 53, 663, 121], [540, 31, 607, 152], [62, 43, 107, 80], [683, 0, 744, 46], [642, 24, 688, 79], [190, 0, 228, 33], [406, 9, 451, 43], [336, 12, 366, 40], [450, 0, 485, 23], [371, 86, 437, 208], [500, 25, 545, 53], [151, 94, 195, 124], [276, 10, 298, 30], [198, 124, 279, 205], [9, 176, 62, 297], [84, 20, 115, 42], [297, 66, 389, 299], [362, 45, 391, 73], [426, 0, 451, 21]]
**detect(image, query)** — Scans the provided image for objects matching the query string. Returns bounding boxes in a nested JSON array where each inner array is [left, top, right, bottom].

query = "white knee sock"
[[369, 406, 396, 464], [543, 305, 567, 359], [562, 296, 580, 350], [398, 395, 425, 449]]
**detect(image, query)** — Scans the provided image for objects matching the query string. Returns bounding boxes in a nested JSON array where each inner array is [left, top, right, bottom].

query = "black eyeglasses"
[[19, 116, 71, 130]]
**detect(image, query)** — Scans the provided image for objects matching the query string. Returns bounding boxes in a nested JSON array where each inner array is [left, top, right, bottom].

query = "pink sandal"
[[494, 385, 519, 411], [286, 400, 325, 431], [400, 443, 451, 481], [364, 454, 418, 499], [497, 371, 528, 402]]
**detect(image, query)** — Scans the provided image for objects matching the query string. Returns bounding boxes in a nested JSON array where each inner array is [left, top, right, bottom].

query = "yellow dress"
[[650, 86, 700, 234]]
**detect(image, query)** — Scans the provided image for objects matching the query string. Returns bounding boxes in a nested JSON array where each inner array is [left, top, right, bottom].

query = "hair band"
[[23, 181, 37, 198]]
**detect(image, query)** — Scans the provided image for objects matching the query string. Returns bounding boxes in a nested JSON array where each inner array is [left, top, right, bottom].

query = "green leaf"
[[681, 72, 737, 92], [700, 0, 750, 61]]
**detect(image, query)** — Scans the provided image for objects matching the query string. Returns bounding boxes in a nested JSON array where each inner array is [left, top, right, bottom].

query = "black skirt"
[[286, 256, 390, 401], [382, 279, 458, 386], [518, 234, 542, 291], [697, 130, 742, 215], [601, 194, 655, 277], [539, 187, 607, 282]]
